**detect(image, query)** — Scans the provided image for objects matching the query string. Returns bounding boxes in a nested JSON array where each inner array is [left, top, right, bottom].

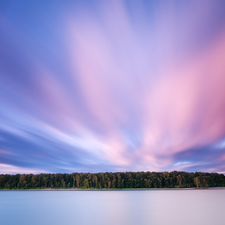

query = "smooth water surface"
[[0, 189, 225, 225]]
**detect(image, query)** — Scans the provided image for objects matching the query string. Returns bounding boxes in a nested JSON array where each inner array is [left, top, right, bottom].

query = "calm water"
[[0, 189, 225, 225]]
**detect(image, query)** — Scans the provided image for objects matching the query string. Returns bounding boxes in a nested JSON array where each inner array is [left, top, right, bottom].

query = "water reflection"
[[0, 189, 224, 225]]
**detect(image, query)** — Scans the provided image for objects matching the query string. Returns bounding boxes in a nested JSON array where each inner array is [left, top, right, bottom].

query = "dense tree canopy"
[[0, 171, 224, 189]]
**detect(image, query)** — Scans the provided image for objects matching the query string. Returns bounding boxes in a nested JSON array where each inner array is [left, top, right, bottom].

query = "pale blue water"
[[0, 189, 225, 225]]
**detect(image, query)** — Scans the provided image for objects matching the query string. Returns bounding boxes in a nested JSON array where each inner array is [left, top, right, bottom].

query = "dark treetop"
[[1, 171, 225, 189]]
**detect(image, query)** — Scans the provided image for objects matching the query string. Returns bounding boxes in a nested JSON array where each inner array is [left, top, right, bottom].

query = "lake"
[[0, 189, 224, 225]]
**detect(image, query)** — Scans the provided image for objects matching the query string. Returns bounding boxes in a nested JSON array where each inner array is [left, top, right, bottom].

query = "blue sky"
[[1, 0, 225, 174]]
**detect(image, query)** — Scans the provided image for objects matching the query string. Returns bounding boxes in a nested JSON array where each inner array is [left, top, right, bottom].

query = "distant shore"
[[1, 172, 224, 190], [1, 187, 225, 191]]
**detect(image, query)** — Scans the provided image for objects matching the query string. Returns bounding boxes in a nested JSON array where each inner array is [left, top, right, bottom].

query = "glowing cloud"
[[1, 0, 225, 173]]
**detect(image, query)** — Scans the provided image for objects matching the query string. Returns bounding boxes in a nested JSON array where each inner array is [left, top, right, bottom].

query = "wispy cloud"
[[1, 0, 225, 173]]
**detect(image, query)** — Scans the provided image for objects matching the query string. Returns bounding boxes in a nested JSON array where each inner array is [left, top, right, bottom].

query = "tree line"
[[0, 171, 225, 189]]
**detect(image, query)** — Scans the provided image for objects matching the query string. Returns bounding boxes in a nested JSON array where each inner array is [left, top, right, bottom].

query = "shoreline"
[[1, 187, 225, 191]]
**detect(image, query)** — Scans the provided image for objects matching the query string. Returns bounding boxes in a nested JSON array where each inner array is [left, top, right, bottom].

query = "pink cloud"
[[58, 2, 225, 171]]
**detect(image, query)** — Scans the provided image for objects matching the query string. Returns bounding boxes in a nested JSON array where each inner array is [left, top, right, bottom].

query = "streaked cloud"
[[1, 0, 225, 174]]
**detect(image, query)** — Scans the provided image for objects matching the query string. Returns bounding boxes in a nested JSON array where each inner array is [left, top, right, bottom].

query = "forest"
[[0, 171, 225, 189]]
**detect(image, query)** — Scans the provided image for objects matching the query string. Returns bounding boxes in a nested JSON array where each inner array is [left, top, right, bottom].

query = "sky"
[[1, 0, 225, 174]]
